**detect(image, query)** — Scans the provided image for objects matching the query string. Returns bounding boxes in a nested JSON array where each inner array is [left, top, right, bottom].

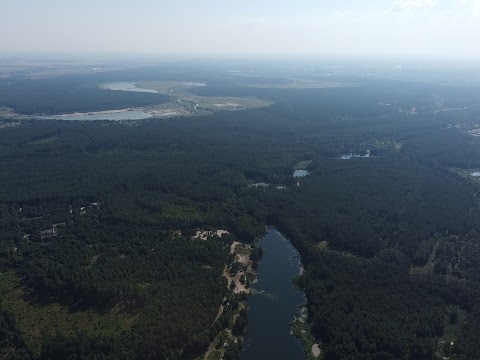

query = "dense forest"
[[1, 66, 480, 359]]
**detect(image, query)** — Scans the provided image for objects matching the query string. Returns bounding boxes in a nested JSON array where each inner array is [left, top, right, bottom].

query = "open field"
[[136, 81, 202, 95], [244, 80, 355, 89], [0, 271, 137, 355], [0, 60, 129, 79], [0, 107, 16, 119], [138, 80, 274, 115], [294, 160, 313, 170]]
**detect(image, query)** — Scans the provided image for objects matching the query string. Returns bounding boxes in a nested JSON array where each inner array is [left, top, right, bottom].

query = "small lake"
[[293, 170, 310, 177], [101, 82, 158, 93], [241, 229, 304, 360], [39, 110, 152, 121]]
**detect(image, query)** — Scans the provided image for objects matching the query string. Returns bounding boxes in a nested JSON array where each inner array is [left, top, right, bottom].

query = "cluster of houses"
[[40, 222, 65, 239]]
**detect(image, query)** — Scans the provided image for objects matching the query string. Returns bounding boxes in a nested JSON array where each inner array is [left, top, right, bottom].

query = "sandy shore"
[[312, 343, 321, 358], [223, 241, 252, 294]]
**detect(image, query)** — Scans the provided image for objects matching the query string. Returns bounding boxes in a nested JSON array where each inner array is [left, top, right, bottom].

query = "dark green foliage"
[[249, 245, 265, 271], [2, 68, 480, 359], [452, 306, 480, 360], [0, 304, 32, 359], [0, 68, 174, 115], [232, 309, 248, 337]]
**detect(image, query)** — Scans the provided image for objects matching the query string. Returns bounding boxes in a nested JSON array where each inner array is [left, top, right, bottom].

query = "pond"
[[241, 228, 304, 360], [293, 170, 310, 177]]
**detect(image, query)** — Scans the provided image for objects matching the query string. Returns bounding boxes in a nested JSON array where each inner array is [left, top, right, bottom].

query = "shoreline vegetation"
[[198, 230, 260, 360], [200, 226, 316, 360], [2, 77, 352, 121], [3, 62, 480, 359], [2, 80, 274, 120]]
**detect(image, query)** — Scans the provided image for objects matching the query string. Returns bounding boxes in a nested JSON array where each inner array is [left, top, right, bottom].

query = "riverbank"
[[224, 241, 256, 294], [201, 228, 319, 360], [291, 309, 321, 360], [201, 238, 257, 360], [240, 229, 305, 359]]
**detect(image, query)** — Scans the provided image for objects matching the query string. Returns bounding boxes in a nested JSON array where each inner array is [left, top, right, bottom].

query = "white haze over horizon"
[[1, 0, 480, 60]]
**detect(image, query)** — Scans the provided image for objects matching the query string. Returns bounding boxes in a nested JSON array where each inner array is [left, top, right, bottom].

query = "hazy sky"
[[1, 0, 480, 59]]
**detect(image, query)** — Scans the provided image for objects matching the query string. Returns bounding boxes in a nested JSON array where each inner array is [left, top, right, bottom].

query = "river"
[[241, 228, 305, 360], [39, 110, 152, 121], [101, 82, 158, 93], [36, 82, 158, 120]]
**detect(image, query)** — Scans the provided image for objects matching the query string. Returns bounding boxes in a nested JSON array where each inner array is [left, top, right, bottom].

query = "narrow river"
[[241, 228, 305, 360]]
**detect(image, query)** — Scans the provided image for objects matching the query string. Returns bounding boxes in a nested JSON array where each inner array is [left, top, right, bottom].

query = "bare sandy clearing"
[[137, 80, 273, 116], [193, 229, 229, 241], [223, 241, 254, 294]]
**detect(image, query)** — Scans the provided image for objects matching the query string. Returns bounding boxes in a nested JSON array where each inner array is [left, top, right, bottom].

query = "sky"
[[1, 0, 480, 59]]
